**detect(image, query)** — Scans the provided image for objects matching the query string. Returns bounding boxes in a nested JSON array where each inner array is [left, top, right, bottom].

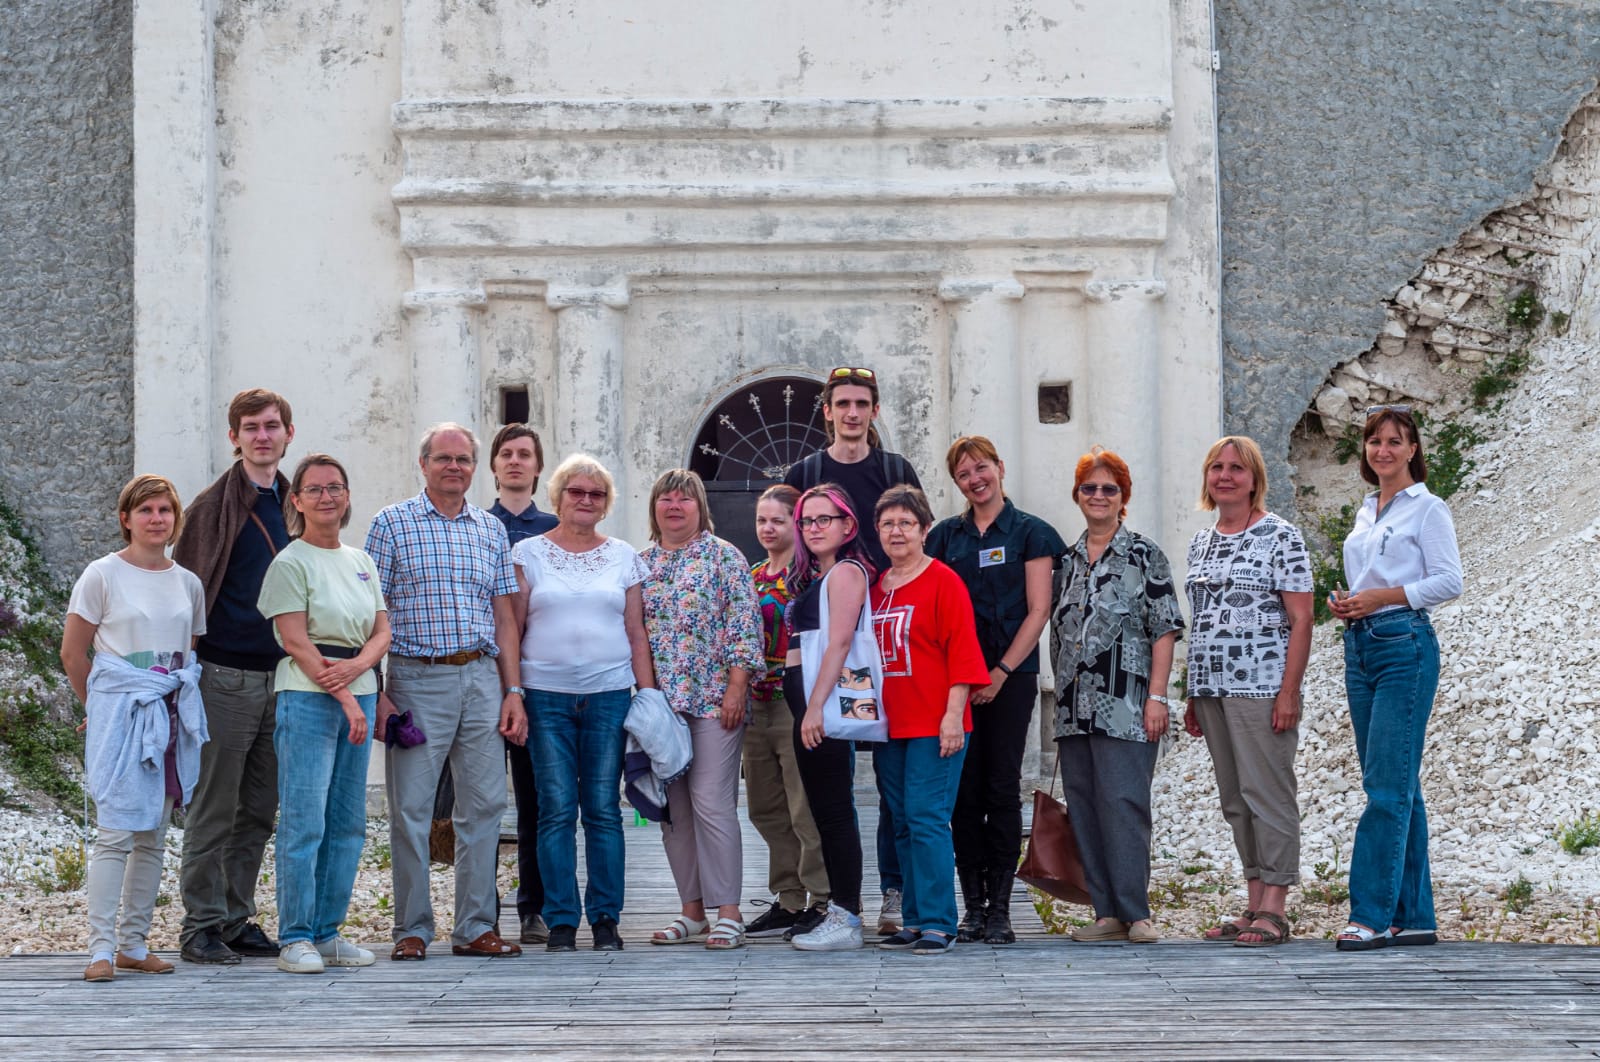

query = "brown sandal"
[[1234, 911, 1290, 948], [451, 930, 522, 957], [1203, 911, 1256, 942], [391, 936, 427, 961]]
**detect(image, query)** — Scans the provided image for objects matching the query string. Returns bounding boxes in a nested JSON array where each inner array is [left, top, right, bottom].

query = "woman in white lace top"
[[511, 454, 657, 953]]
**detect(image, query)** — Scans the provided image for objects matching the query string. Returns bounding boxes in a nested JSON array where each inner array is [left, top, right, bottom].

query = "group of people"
[[63, 372, 1461, 982]]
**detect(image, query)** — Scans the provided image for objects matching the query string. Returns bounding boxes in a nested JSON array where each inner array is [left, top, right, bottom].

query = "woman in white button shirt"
[[1328, 406, 1462, 951]]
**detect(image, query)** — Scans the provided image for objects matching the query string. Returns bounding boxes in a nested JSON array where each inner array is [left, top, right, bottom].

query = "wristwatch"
[[504, 686, 525, 698], [1147, 694, 1176, 708]]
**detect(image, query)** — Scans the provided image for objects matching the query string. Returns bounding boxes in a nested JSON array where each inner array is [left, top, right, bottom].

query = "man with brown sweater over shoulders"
[[174, 389, 294, 964]]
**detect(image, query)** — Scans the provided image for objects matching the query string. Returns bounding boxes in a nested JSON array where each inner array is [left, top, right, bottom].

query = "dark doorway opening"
[[689, 376, 827, 562]]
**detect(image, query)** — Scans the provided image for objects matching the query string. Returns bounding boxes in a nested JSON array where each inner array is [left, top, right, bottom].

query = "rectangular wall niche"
[[1038, 382, 1072, 424], [500, 386, 530, 425]]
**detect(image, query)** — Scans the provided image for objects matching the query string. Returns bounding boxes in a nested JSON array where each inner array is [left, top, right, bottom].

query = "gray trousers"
[[661, 715, 746, 911], [1192, 696, 1301, 886], [1058, 734, 1159, 923], [87, 798, 173, 959], [179, 662, 278, 945], [742, 696, 828, 910], [385, 655, 507, 946]]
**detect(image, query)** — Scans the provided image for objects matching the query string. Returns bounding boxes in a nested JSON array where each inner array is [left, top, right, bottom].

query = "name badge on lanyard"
[[978, 546, 1007, 569]]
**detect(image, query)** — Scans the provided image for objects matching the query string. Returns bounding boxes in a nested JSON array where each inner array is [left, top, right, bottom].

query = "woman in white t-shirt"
[[511, 454, 656, 953], [1181, 436, 1313, 948], [1328, 406, 1462, 952], [256, 454, 391, 974], [62, 475, 207, 984]]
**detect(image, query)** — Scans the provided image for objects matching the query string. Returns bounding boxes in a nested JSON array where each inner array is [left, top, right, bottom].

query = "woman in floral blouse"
[[1051, 448, 1183, 944], [641, 469, 766, 950]]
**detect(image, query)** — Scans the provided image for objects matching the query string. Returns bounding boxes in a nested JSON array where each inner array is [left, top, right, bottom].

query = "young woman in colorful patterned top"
[[640, 469, 766, 951], [1051, 449, 1183, 945], [1183, 436, 1313, 948], [742, 484, 831, 940]]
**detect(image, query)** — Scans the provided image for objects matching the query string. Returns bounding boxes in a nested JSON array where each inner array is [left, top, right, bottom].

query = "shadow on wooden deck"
[[7, 807, 1600, 1059]]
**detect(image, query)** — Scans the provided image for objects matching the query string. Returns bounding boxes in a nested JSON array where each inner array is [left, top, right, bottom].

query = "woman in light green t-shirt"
[[257, 454, 391, 975]]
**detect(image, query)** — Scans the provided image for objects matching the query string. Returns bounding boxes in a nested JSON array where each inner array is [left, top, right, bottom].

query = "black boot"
[[984, 868, 1016, 944], [956, 866, 988, 943]]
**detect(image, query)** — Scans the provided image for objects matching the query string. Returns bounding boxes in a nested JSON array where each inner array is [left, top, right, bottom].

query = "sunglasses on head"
[[1365, 403, 1412, 417], [828, 367, 876, 382]]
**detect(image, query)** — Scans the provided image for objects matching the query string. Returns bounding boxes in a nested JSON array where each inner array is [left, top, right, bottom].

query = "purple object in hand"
[[384, 709, 427, 749]]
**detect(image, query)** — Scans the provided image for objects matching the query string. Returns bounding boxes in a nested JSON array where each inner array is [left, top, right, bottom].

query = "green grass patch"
[[0, 689, 85, 812], [1501, 874, 1535, 914], [1558, 812, 1600, 855], [1310, 501, 1358, 623]]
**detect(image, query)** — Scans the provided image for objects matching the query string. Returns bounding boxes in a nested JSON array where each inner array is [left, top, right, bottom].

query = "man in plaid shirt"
[[366, 422, 529, 960]]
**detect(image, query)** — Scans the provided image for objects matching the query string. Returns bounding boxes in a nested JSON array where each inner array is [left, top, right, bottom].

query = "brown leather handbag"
[[1016, 753, 1091, 906]]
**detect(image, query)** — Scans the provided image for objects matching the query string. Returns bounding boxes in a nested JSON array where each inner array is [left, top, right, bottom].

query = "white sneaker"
[[316, 936, 376, 967], [277, 940, 325, 974], [790, 903, 864, 952]]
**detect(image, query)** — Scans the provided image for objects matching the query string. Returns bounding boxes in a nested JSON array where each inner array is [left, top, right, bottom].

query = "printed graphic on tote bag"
[[838, 695, 879, 720]]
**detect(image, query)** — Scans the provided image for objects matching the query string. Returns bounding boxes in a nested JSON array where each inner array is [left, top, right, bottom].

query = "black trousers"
[[506, 738, 545, 918], [951, 670, 1037, 875], [784, 667, 862, 913]]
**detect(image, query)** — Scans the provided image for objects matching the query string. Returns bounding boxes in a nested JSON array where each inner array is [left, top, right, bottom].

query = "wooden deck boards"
[[7, 806, 1600, 1059]]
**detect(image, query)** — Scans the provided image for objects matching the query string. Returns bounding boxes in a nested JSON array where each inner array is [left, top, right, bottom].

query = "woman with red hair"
[[1050, 448, 1183, 944]]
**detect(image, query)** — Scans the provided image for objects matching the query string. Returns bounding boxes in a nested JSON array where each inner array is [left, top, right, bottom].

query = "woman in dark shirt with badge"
[[925, 436, 1066, 944], [1051, 448, 1183, 944]]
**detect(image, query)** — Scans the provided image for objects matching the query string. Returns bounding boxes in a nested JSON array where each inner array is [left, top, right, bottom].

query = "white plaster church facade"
[[134, 0, 1221, 570]]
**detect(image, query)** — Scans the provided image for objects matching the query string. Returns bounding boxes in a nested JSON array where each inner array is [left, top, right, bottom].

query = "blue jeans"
[[274, 690, 375, 945], [873, 746, 904, 895], [1344, 609, 1440, 932], [528, 687, 631, 928], [876, 736, 967, 936]]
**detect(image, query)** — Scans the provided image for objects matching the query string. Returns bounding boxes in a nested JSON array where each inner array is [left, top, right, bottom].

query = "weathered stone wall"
[[1215, 0, 1600, 513], [0, 1, 133, 582]]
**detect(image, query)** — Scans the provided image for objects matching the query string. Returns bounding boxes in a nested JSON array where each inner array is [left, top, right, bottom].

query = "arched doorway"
[[688, 375, 827, 561]]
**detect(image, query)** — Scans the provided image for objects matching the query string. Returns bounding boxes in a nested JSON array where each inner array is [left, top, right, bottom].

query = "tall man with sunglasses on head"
[[784, 366, 923, 938]]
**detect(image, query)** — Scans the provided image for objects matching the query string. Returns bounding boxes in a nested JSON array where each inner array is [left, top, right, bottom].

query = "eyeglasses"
[[296, 484, 347, 500], [1077, 483, 1122, 497], [877, 519, 921, 533], [564, 488, 607, 503], [428, 453, 475, 467], [828, 367, 876, 381], [1365, 403, 1413, 417], [796, 514, 844, 530]]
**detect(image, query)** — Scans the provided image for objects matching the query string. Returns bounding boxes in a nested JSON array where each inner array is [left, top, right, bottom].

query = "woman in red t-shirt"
[[869, 486, 991, 955]]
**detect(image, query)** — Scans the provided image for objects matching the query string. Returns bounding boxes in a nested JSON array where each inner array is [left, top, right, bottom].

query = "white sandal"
[[650, 915, 709, 945], [705, 917, 746, 951]]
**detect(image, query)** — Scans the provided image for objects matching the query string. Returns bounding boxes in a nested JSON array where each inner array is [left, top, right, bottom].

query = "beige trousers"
[[1192, 696, 1301, 886]]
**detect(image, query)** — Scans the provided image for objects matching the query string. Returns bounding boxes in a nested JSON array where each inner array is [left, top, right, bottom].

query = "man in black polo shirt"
[[784, 367, 921, 936], [486, 422, 558, 944], [174, 389, 294, 963]]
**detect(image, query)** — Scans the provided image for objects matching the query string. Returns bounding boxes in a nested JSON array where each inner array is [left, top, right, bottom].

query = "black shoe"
[[746, 901, 802, 939], [983, 869, 1016, 944], [911, 931, 954, 956], [546, 925, 578, 952], [181, 928, 242, 965], [591, 919, 623, 951], [877, 928, 921, 951], [782, 902, 828, 942], [520, 913, 550, 945], [224, 922, 280, 957], [957, 866, 988, 943]]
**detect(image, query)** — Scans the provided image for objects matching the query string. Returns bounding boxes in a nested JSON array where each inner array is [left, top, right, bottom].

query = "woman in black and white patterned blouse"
[[1182, 436, 1313, 948]]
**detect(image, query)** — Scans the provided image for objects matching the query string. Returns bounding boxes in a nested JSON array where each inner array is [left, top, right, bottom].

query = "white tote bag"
[[798, 561, 889, 743]]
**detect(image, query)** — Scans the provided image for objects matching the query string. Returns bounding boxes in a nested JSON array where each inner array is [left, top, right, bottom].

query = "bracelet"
[[995, 661, 1014, 676], [504, 685, 525, 698]]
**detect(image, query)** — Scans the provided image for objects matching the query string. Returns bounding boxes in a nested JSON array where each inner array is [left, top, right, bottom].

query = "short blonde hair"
[[546, 454, 616, 519], [647, 468, 714, 543], [1198, 435, 1269, 514], [117, 474, 184, 545]]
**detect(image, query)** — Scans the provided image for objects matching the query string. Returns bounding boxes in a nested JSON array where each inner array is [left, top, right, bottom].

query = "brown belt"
[[394, 650, 485, 667]]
